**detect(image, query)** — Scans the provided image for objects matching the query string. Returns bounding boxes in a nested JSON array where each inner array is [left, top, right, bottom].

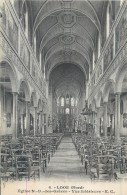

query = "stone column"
[[96, 107, 100, 137], [18, 24, 20, 55], [12, 92, 18, 138], [92, 111, 95, 129], [115, 93, 121, 142], [103, 102, 108, 138], [34, 107, 37, 136], [112, 114, 115, 136], [26, 101, 30, 136], [48, 94, 53, 133], [41, 113, 44, 134], [21, 113, 24, 135], [39, 111, 42, 134]]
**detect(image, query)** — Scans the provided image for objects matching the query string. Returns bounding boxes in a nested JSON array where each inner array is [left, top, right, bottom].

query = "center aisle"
[[41, 136, 90, 182]]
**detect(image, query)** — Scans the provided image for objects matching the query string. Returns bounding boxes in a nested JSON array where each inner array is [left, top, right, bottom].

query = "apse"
[[49, 63, 86, 132]]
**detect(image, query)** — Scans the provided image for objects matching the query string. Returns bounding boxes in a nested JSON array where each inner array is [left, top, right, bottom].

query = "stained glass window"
[[75, 99, 78, 106], [61, 97, 64, 106], [71, 98, 74, 106], [65, 108, 70, 114], [66, 94, 69, 104]]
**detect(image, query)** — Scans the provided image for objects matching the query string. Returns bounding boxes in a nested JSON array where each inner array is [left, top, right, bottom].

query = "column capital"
[[103, 101, 108, 104], [12, 91, 18, 96], [115, 92, 121, 96], [103, 102, 108, 106]]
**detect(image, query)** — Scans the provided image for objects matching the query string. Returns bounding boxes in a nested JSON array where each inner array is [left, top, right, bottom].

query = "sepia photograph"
[[0, 0, 127, 194]]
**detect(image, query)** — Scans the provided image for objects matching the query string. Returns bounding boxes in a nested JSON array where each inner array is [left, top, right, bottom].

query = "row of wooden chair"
[[0, 133, 63, 181], [72, 132, 127, 182]]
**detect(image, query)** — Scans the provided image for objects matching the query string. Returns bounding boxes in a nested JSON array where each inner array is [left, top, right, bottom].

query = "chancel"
[[0, 0, 127, 184]]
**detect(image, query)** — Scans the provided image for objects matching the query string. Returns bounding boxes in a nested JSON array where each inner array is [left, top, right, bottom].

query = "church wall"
[[0, 88, 13, 135], [120, 94, 127, 136]]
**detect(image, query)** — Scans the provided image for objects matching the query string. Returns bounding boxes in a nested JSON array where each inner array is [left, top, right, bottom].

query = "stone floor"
[[41, 136, 90, 182]]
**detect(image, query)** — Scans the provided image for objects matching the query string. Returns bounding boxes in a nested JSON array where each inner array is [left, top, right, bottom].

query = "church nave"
[[0, 0, 127, 191], [41, 136, 90, 182]]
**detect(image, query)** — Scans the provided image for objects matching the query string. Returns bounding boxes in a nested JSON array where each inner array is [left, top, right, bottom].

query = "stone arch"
[[115, 62, 127, 93], [19, 80, 30, 101], [95, 90, 103, 107], [48, 61, 87, 82], [0, 60, 18, 92], [42, 102, 47, 114], [30, 91, 38, 107], [102, 79, 115, 102], [38, 99, 43, 112]]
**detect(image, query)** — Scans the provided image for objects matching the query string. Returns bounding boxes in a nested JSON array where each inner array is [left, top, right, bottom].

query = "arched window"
[[75, 99, 78, 106], [71, 97, 74, 106], [120, 0, 124, 6], [106, 3, 112, 39], [65, 108, 70, 114], [61, 97, 64, 106], [93, 51, 95, 70], [66, 94, 69, 104], [98, 34, 101, 58], [106, 4, 110, 38], [22, 2, 28, 38], [34, 34, 36, 56], [39, 52, 42, 69]]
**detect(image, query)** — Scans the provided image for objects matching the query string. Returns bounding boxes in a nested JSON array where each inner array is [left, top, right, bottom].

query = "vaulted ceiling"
[[28, 0, 105, 101], [29, 0, 105, 75]]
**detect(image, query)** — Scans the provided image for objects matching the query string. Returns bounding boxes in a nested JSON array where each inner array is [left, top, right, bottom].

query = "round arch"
[[30, 91, 38, 107], [38, 99, 43, 112], [48, 62, 87, 82], [44, 44, 90, 68], [18, 80, 30, 101], [0, 60, 18, 92], [115, 62, 127, 93], [103, 79, 115, 102], [95, 90, 103, 107]]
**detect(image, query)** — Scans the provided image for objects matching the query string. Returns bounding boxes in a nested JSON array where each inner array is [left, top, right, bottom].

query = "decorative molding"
[[64, 50, 73, 56], [88, 41, 127, 102], [88, 3, 127, 102], [58, 11, 77, 28], [0, 30, 46, 100], [60, 34, 75, 45]]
